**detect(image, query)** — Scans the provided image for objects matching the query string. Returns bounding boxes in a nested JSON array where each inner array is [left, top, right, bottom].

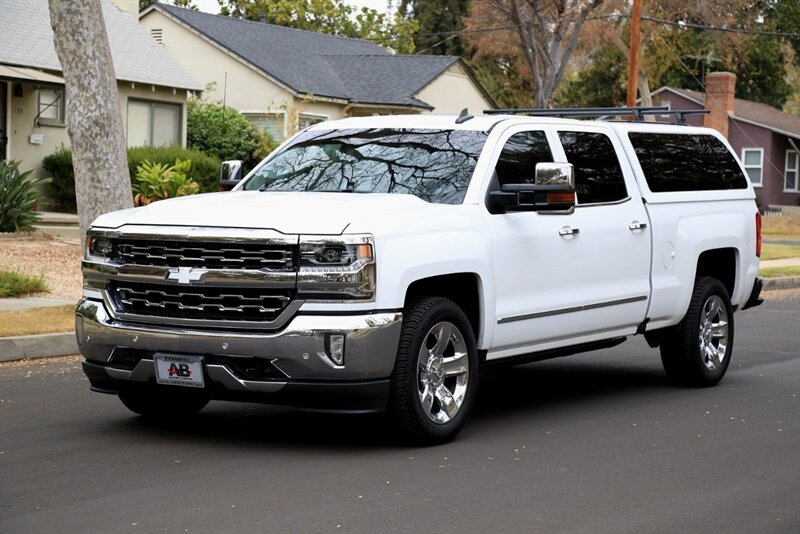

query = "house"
[[649, 72, 800, 211], [0, 0, 202, 180], [139, 3, 495, 142]]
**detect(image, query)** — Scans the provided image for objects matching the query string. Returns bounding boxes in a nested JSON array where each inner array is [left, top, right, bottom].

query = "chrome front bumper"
[[77, 298, 402, 400]]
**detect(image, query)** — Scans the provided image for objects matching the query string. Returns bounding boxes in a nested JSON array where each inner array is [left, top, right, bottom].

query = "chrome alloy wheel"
[[417, 321, 469, 424], [699, 295, 729, 371]]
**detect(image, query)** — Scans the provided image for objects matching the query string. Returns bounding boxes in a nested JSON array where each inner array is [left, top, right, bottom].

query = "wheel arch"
[[404, 272, 484, 347], [695, 247, 739, 299]]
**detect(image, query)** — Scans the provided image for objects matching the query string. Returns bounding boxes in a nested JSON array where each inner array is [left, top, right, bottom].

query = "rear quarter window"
[[628, 133, 748, 192]]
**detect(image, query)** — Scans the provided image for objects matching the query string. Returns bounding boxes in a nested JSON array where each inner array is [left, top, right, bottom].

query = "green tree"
[[398, 0, 471, 56], [187, 95, 276, 170], [553, 47, 627, 108], [218, 0, 418, 53]]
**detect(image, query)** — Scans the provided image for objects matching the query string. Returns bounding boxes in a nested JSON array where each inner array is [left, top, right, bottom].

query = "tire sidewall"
[[394, 298, 479, 442], [682, 278, 735, 385]]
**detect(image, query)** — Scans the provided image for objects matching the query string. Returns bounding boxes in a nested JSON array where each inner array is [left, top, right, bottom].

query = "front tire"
[[660, 277, 734, 387], [118, 388, 209, 419], [389, 297, 478, 444]]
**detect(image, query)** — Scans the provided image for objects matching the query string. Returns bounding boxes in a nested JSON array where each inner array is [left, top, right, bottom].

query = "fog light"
[[327, 334, 345, 366]]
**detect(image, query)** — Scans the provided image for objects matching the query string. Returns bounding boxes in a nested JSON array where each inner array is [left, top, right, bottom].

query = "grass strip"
[[0, 305, 75, 337], [760, 266, 800, 279], [0, 270, 49, 298], [762, 215, 800, 236], [761, 244, 800, 261]]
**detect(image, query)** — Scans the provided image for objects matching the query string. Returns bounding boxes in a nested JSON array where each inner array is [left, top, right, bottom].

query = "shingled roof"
[[0, 0, 201, 91], [147, 3, 464, 109]]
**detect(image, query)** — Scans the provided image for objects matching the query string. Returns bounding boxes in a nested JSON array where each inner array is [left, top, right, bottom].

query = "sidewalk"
[[1, 259, 798, 363]]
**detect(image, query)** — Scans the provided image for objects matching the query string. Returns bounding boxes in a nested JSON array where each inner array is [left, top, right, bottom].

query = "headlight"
[[297, 235, 375, 301], [85, 233, 113, 261]]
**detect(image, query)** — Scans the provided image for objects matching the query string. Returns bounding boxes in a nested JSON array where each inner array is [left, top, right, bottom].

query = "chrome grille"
[[110, 281, 294, 323], [114, 239, 296, 271]]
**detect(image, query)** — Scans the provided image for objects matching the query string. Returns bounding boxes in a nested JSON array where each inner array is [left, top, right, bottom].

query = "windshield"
[[241, 128, 488, 204]]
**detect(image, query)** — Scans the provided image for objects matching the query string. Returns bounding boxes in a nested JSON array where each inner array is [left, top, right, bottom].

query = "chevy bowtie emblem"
[[166, 267, 207, 285]]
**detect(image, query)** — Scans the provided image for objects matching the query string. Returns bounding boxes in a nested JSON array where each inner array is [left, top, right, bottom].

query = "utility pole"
[[626, 0, 643, 108]]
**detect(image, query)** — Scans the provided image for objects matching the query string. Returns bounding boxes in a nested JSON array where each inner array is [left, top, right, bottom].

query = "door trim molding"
[[497, 295, 648, 324]]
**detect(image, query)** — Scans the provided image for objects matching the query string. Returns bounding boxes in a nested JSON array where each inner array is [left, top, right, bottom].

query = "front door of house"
[[0, 82, 7, 161]]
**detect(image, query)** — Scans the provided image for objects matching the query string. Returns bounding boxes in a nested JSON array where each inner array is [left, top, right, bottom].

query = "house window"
[[37, 88, 65, 126], [786, 150, 799, 192], [244, 112, 285, 142], [127, 100, 181, 147], [741, 148, 763, 187], [298, 113, 327, 131]]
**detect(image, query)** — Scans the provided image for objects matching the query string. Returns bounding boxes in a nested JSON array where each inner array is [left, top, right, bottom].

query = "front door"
[[485, 126, 586, 358]]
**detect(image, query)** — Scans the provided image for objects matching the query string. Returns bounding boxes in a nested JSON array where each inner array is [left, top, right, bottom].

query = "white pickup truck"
[[78, 111, 763, 443]]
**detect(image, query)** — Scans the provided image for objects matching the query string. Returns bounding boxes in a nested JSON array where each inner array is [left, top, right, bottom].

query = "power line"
[[640, 15, 799, 38], [409, 17, 798, 40]]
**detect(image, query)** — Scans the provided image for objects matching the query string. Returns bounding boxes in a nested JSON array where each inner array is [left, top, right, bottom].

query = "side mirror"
[[219, 160, 243, 191], [489, 162, 575, 214]]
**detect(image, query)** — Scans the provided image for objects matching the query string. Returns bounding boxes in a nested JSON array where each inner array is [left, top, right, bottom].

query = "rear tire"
[[660, 277, 734, 387], [118, 388, 209, 419], [389, 297, 478, 444]]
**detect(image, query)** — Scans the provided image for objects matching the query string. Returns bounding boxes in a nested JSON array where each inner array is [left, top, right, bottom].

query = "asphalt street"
[[1, 291, 798, 533]]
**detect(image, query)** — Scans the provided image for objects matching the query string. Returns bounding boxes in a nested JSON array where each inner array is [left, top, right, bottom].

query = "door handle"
[[559, 226, 580, 236], [629, 222, 647, 231]]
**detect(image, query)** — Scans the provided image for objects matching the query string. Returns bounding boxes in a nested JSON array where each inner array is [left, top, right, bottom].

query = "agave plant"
[[0, 160, 49, 233]]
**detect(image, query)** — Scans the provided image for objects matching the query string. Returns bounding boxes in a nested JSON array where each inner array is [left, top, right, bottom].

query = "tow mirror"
[[219, 160, 243, 191], [489, 162, 575, 213]]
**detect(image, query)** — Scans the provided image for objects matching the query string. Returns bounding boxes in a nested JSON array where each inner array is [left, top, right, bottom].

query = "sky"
[[192, 0, 392, 15]]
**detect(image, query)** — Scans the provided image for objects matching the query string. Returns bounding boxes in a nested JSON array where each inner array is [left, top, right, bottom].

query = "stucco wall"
[[5, 79, 189, 180], [415, 62, 493, 115], [5, 80, 70, 180]]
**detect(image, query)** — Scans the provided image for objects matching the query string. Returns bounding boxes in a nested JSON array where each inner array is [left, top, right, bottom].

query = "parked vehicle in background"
[[78, 108, 763, 443]]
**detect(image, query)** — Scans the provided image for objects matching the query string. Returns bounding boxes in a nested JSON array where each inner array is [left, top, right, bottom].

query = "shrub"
[[133, 159, 200, 206], [187, 96, 277, 171], [0, 160, 48, 232], [127, 146, 220, 193], [41, 146, 75, 212], [0, 269, 49, 297]]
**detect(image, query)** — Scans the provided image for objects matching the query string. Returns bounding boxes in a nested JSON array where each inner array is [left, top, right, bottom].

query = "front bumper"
[[76, 298, 402, 411]]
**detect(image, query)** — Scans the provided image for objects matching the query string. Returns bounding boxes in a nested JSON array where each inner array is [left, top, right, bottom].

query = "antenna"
[[455, 108, 474, 124]]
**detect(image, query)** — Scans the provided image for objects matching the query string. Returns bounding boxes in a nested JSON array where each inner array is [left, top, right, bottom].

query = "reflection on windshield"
[[242, 128, 488, 204]]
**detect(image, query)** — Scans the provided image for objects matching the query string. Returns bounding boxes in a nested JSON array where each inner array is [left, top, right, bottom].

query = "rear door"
[[554, 126, 651, 333]]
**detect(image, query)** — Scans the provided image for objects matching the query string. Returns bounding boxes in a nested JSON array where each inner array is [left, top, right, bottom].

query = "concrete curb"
[[763, 276, 800, 290], [0, 332, 78, 362]]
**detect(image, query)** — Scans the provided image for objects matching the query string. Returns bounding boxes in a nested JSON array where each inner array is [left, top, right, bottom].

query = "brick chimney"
[[703, 72, 736, 138]]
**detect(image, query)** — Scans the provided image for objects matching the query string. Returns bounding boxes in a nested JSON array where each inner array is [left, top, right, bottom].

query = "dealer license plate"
[[154, 354, 205, 388]]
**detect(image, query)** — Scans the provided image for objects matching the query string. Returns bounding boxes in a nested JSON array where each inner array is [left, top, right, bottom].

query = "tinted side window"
[[495, 131, 553, 187], [558, 131, 628, 204], [628, 133, 748, 192]]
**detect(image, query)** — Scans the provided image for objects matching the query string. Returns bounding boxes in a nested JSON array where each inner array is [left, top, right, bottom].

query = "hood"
[[92, 191, 449, 235]]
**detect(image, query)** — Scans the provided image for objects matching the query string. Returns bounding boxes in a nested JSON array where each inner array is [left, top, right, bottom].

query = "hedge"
[[42, 146, 222, 211], [127, 146, 220, 193]]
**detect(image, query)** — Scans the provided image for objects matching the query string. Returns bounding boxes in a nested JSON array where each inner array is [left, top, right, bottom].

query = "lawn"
[[760, 266, 800, 279], [762, 215, 800, 237], [0, 305, 75, 337], [761, 243, 800, 261]]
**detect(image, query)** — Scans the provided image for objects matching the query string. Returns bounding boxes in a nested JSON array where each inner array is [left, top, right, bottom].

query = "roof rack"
[[484, 106, 710, 125]]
